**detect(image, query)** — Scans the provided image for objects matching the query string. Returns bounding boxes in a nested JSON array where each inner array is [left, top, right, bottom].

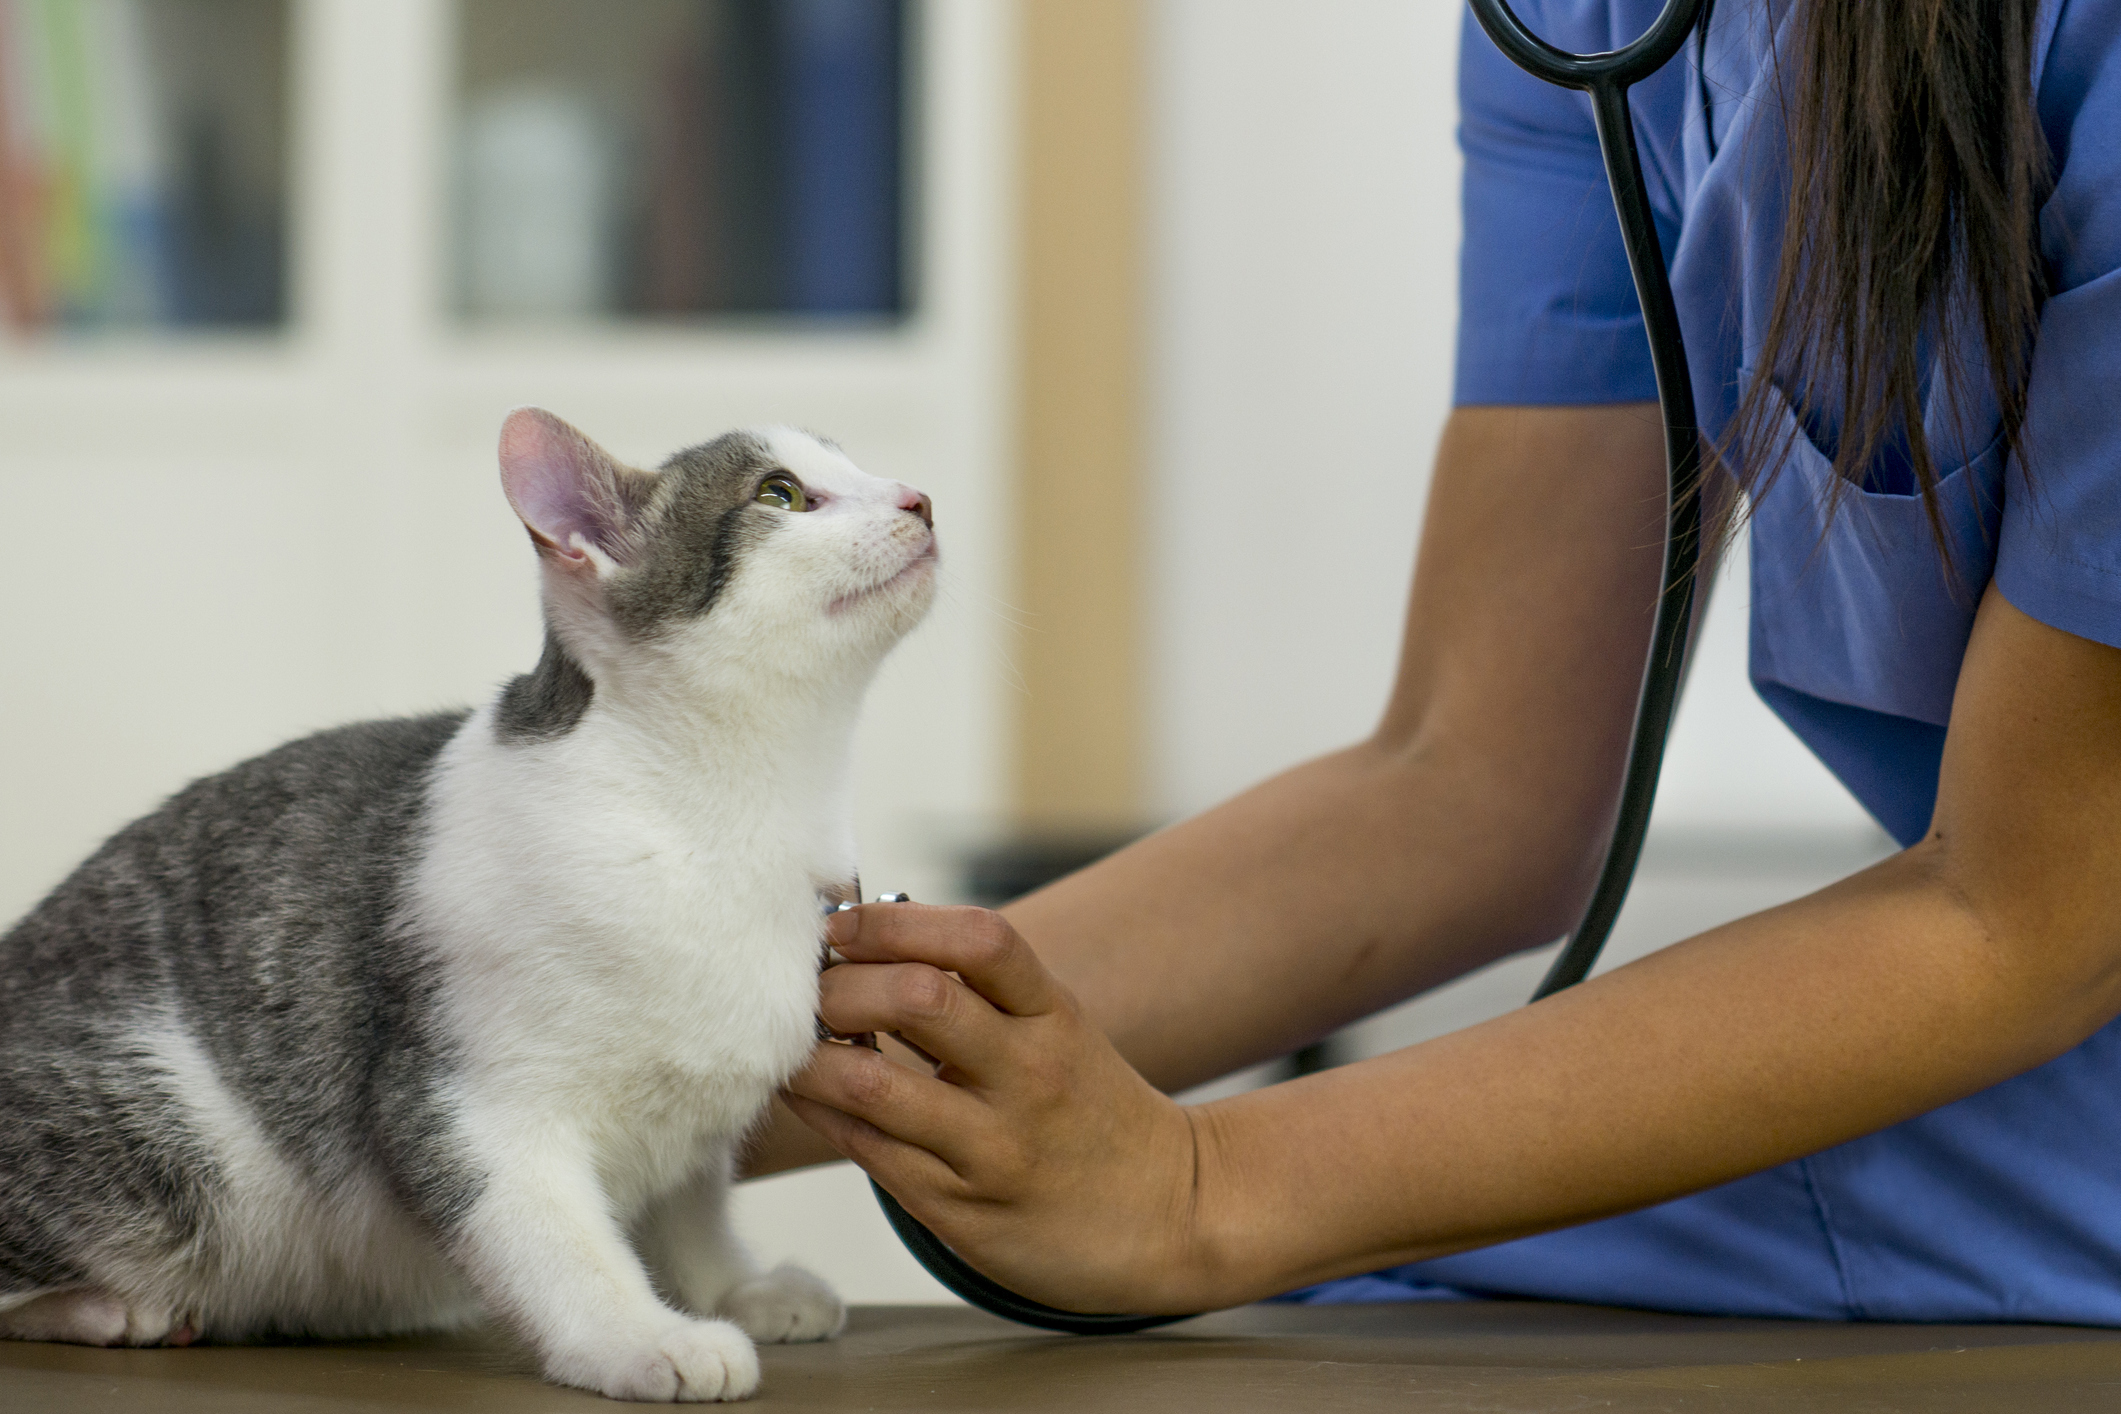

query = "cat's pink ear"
[[498, 408, 649, 571]]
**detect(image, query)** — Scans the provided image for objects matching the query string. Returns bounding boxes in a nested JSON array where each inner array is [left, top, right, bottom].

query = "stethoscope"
[[868, 0, 1710, 1335]]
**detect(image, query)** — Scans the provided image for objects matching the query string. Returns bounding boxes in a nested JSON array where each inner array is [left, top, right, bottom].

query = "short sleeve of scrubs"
[[1996, 1, 2121, 651], [1453, 3, 1668, 405], [1453, 0, 2121, 781]]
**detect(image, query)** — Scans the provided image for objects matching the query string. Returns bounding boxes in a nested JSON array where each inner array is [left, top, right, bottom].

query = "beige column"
[[1012, 0, 1144, 830]]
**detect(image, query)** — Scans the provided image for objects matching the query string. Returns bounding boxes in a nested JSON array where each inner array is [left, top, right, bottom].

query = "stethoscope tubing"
[[1488, 0, 1710, 996], [873, 0, 1711, 1331]]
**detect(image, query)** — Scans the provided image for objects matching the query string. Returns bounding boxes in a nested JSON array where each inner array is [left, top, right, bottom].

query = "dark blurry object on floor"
[[959, 828, 1143, 911], [0, 0, 289, 333], [456, 0, 908, 323]]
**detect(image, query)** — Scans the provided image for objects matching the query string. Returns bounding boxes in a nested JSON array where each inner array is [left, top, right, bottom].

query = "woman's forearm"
[[1180, 842, 2115, 1306], [1006, 404, 1674, 1092], [1003, 737, 1611, 1093], [1178, 590, 2121, 1308]]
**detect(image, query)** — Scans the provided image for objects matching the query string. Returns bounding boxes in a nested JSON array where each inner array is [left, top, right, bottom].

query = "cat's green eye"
[[755, 475, 809, 512]]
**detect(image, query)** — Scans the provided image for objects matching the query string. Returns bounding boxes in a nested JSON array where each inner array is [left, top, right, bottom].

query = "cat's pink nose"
[[898, 486, 934, 529]]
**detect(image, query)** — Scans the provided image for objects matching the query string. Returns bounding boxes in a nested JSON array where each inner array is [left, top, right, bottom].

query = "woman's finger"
[[786, 1038, 988, 1163], [827, 904, 1061, 1017], [781, 1091, 968, 1196], [817, 961, 1017, 1080]]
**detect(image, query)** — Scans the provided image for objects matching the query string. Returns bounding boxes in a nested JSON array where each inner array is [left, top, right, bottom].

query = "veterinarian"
[[771, 0, 2121, 1322]]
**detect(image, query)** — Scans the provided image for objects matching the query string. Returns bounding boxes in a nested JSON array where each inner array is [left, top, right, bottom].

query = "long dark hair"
[[1729, 0, 2048, 559]]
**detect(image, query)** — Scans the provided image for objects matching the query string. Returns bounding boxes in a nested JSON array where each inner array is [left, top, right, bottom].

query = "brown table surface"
[[5, 1301, 2120, 1413]]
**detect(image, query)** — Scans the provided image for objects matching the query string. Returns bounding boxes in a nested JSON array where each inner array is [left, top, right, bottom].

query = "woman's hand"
[[783, 903, 1215, 1315]]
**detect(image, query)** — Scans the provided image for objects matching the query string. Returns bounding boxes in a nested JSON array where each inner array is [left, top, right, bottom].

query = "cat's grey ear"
[[498, 408, 654, 573]]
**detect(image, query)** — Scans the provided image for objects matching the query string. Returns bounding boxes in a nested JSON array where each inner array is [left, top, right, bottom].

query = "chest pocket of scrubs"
[[1742, 369, 2008, 729]]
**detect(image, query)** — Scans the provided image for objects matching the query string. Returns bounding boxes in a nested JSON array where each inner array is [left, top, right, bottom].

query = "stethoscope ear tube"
[[874, 0, 1710, 1329], [1485, 0, 1711, 999]]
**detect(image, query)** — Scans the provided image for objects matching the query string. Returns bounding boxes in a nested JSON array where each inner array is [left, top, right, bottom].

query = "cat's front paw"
[[548, 1316, 761, 1402], [716, 1264, 845, 1344]]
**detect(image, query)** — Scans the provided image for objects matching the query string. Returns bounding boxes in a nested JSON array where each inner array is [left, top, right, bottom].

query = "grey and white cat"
[[0, 409, 938, 1401]]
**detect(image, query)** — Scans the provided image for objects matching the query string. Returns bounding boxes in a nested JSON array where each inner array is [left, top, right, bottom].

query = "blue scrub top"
[[1289, 0, 2121, 1321]]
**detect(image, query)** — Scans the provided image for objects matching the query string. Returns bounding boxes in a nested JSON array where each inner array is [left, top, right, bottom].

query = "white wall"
[[1147, 0, 1450, 818], [1146, 0, 1875, 840]]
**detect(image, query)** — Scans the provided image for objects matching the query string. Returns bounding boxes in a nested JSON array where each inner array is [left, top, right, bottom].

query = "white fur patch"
[[115, 1016, 476, 1339]]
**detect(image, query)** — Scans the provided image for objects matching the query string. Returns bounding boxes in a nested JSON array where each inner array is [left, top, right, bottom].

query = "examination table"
[[4, 1299, 2117, 1411]]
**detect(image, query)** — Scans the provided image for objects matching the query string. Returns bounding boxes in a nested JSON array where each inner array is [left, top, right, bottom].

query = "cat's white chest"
[[412, 709, 838, 1156]]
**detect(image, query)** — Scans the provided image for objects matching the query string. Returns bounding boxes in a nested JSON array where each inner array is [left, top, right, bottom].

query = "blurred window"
[[453, 0, 909, 323], [0, 0, 292, 332]]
